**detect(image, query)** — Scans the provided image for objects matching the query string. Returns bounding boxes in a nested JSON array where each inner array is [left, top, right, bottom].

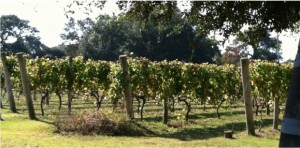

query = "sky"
[[0, 0, 299, 61]]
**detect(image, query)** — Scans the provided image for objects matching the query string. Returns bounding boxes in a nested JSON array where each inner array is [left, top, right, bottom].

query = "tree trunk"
[[140, 95, 146, 121], [40, 94, 45, 116], [1, 52, 17, 113], [0, 92, 3, 108], [1, 89, 7, 102], [32, 90, 37, 100], [254, 98, 260, 116], [91, 90, 103, 110], [119, 55, 134, 119], [17, 91, 22, 101], [279, 40, 300, 147], [67, 91, 72, 113], [240, 58, 255, 136], [16, 53, 36, 120], [55, 89, 62, 111], [45, 90, 50, 106], [135, 94, 146, 120], [217, 99, 226, 119], [266, 103, 270, 115], [178, 96, 191, 121], [163, 97, 168, 124], [0, 112, 3, 121], [252, 47, 259, 59], [171, 97, 175, 112], [40, 90, 49, 116], [135, 94, 141, 114]]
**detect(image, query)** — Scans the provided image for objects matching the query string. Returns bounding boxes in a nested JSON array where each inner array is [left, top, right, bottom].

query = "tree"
[[128, 10, 220, 63], [222, 31, 282, 64], [80, 12, 220, 63], [48, 48, 66, 58], [222, 44, 250, 65], [45, 45, 67, 59], [61, 17, 80, 44], [66, 1, 300, 40], [236, 28, 282, 61], [0, 15, 46, 56], [61, 17, 95, 57], [79, 15, 129, 61], [60, 18, 80, 57], [114, 2, 300, 37]]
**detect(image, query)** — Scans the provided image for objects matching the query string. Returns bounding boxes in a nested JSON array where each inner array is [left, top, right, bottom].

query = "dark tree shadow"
[[188, 110, 245, 120], [155, 122, 247, 141], [36, 118, 56, 125]]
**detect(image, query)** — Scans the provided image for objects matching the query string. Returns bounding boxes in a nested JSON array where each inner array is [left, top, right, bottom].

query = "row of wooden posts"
[[1, 53, 36, 119], [0, 53, 134, 120], [1, 52, 254, 135]]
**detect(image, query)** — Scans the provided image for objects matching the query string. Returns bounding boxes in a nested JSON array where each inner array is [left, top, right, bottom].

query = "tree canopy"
[[0, 15, 47, 57], [116, 1, 300, 37], [78, 13, 220, 63], [64, 1, 300, 62], [222, 32, 282, 65], [64, 1, 297, 44]]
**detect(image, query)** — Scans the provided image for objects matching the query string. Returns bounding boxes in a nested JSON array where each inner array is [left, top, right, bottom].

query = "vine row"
[[0, 55, 293, 120]]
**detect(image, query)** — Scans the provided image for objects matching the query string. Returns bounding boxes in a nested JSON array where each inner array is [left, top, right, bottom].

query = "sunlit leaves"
[[250, 60, 292, 104], [1, 55, 292, 109]]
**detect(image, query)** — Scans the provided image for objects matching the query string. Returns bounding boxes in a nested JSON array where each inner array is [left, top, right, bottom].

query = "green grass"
[[1, 94, 281, 147]]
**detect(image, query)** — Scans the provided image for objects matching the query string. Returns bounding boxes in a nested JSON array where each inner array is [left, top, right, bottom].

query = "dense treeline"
[[2, 14, 283, 65], [71, 13, 221, 63], [0, 55, 292, 121]]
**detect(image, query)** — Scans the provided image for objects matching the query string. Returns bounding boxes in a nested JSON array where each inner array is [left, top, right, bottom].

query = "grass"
[[1, 94, 281, 147]]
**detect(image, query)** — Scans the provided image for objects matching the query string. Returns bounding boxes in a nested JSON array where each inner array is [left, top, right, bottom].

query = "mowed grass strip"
[[1, 94, 281, 147]]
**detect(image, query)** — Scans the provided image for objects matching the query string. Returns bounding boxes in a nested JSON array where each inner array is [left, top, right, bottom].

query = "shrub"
[[55, 110, 146, 136]]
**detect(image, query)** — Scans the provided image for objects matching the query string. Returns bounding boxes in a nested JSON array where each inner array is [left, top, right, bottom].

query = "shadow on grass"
[[36, 118, 56, 125], [256, 118, 276, 129], [188, 110, 245, 120], [141, 109, 246, 124], [155, 122, 246, 141], [142, 116, 163, 122], [191, 105, 243, 111], [151, 118, 275, 141]]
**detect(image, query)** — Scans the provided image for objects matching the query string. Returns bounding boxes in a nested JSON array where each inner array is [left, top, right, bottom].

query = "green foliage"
[[1, 103, 281, 147], [1, 55, 293, 116], [237, 29, 282, 60], [60, 17, 95, 57], [0, 15, 48, 57], [116, 2, 300, 38], [250, 60, 292, 104], [78, 13, 220, 63], [80, 15, 129, 60]]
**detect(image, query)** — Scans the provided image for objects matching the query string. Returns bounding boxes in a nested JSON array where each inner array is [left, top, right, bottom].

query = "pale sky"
[[0, 0, 299, 61]]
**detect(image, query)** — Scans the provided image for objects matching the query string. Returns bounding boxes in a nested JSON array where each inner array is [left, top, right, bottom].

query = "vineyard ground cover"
[[1, 92, 281, 147]]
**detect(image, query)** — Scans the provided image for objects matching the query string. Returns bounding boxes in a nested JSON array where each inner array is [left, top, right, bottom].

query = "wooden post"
[[119, 55, 134, 119], [1, 52, 17, 113], [66, 57, 74, 113], [273, 97, 279, 130], [16, 53, 36, 120], [240, 58, 255, 136], [279, 40, 300, 147]]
